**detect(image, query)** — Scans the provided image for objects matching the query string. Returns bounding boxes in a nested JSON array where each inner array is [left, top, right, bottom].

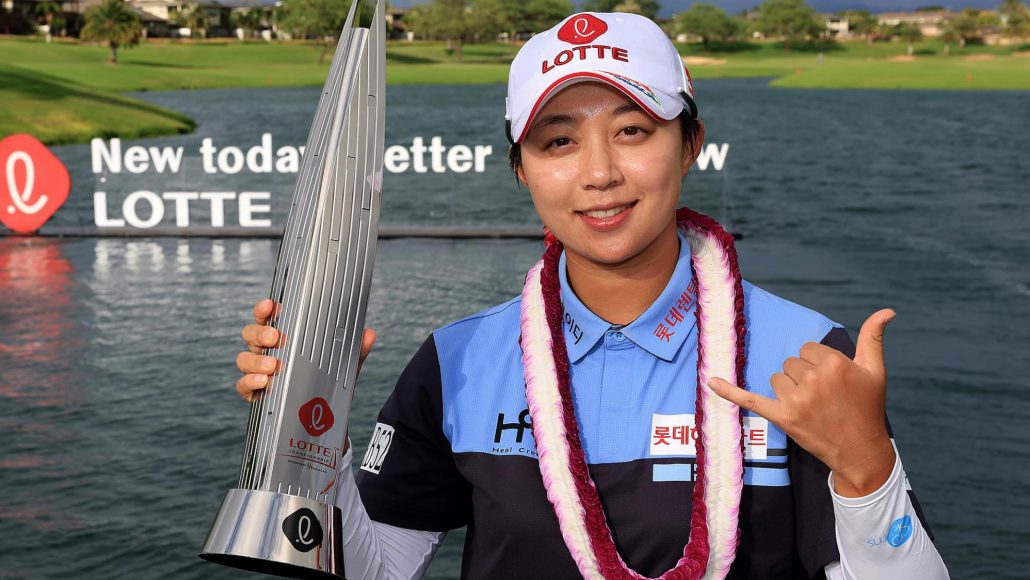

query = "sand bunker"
[[964, 54, 997, 61], [1014, 51, 1030, 58], [888, 55, 916, 62], [682, 56, 727, 65]]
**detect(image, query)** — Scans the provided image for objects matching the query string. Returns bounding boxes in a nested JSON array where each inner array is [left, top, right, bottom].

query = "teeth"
[[583, 205, 629, 219]]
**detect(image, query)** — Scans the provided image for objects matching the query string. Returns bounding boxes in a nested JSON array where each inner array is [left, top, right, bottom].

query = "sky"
[[664, 0, 1002, 15], [386, 0, 1006, 17]]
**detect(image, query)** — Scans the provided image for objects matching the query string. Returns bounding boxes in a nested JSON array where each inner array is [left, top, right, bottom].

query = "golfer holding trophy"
[[206, 4, 949, 579]]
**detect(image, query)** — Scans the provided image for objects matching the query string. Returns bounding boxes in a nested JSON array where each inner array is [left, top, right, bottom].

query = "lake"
[[1, 80, 1028, 578]]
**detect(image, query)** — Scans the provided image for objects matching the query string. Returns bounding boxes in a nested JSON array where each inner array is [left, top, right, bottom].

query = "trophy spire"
[[200, 0, 386, 576]]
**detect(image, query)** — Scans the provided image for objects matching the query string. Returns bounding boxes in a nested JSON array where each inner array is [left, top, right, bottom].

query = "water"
[[1, 80, 1028, 578]]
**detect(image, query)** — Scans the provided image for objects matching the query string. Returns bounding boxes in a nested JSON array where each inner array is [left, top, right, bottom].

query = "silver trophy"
[[200, 0, 385, 576]]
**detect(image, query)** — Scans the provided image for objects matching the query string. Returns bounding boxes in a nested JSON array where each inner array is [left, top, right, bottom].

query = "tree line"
[[674, 0, 1029, 50], [70, 0, 1030, 64]]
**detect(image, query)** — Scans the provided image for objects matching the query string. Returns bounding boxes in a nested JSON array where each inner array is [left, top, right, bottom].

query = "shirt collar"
[[558, 251, 611, 363], [559, 232, 698, 362]]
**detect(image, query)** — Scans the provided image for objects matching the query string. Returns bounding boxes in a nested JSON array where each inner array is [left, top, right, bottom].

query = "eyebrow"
[[532, 113, 574, 131], [612, 103, 644, 117], [531, 103, 647, 132]]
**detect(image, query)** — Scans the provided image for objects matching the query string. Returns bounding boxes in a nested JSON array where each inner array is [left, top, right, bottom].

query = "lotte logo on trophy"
[[300, 398, 335, 437], [199, 0, 386, 576]]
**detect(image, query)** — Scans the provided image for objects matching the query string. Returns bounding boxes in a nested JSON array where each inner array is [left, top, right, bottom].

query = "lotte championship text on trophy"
[[200, 0, 385, 577]]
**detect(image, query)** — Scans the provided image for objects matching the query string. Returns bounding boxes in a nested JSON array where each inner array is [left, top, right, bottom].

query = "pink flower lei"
[[519, 207, 748, 580]]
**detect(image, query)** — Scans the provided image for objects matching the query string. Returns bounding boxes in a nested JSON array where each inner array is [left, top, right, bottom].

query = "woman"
[[235, 12, 948, 580]]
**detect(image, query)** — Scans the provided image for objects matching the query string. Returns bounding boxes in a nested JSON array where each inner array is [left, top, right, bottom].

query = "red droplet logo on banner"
[[558, 13, 608, 45], [0, 134, 70, 234], [299, 397, 335, 437]]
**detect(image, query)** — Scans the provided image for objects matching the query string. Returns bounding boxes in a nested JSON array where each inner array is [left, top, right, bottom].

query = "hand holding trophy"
[[199, 0, 386, 576], [235, 300, 377, 408]]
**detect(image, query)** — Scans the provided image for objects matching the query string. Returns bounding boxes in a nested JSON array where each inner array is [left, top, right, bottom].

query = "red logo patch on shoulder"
[[558, 14, 607, 45], [0, 134, 70, 234]]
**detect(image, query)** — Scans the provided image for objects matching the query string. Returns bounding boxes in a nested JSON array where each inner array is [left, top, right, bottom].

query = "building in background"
[[130, 0, 234, 37], [823, 14, 851, 38], [876, 10, 954, 37], [1, 0, 104, 36], [386, 6, 409, 40]]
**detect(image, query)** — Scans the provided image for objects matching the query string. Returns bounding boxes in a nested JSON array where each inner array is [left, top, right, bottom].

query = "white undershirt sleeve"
[[823, 441, 949, 579], [334, 441, 445, 580]]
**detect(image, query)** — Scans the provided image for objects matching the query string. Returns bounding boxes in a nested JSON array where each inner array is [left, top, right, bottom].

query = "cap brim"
[[514, 71, 683, 144]]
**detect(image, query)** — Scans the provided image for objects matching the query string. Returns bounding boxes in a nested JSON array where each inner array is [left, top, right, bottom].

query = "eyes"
[[544, 125, 649, 151], [548, 137, 572, 149]]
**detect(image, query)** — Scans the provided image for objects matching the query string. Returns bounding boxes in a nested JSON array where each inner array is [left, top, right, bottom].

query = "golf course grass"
[[2, 35, 1027, 144], [0, 62, 197, 145]]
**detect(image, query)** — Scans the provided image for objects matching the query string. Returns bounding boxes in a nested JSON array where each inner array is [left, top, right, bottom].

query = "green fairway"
[[0, 37, 515, 91], [770, 53, 1030, 89], [672, 39, 1030, 89], [0, 61, 196, 145], [2, 36, 1027, 144]]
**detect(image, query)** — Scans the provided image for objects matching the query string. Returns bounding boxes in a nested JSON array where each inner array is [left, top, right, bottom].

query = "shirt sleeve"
[[355, 334, 473, 532], [790, 326, 937, 577], [828, 441, 949, 579], [334, 444, 445, 580]]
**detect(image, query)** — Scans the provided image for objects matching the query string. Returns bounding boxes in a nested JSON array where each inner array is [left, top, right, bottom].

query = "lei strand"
[[519, 207, 748, 580]]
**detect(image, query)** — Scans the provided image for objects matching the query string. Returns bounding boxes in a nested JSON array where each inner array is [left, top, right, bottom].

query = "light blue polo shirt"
[[358, 232, 860, 578], [435, 233, 841, 485]]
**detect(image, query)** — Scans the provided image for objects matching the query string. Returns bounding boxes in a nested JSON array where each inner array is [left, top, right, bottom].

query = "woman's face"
[[517, 82, 703, 269]]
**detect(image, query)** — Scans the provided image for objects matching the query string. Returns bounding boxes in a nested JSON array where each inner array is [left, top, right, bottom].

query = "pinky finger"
[[236, 373, 269, 401]]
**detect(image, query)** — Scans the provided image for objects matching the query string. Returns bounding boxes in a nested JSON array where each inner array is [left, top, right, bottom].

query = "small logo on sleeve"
[[886, 515, 913, 547], [360, 422, 395, 474], [281, 508, 323, 552]]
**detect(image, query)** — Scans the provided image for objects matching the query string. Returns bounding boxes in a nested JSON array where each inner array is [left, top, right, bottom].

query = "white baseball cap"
[[505, 11, 698, 144]]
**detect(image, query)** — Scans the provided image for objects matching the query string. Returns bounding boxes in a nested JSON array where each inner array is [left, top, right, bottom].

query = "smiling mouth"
[[578, 202, 637, 219]]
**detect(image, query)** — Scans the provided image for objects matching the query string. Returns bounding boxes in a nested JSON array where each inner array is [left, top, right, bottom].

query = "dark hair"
[[507, 112, 702, 179]]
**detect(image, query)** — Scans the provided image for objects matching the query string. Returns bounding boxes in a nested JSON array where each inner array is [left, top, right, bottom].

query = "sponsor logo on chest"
[[492, 408, 538, 457], [650, 413, 768, 459]]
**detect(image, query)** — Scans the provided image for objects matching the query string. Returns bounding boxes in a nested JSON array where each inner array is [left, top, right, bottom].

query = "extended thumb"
[[854, 308, 896, 373]]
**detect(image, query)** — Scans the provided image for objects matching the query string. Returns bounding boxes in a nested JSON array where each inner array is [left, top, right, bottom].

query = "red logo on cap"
[[0, 134, 70, 235], [299, 397, 335, 437], [558, 14, 607, 45]]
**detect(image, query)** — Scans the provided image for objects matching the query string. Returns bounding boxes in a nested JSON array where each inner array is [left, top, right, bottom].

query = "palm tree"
[[895, 22, 923, 56], [1000, 0, 1030, 38], [79, 0, 142, 63], [170, 3, 208, 38], [939, 26, 956, 55], [231, 7, 266, 39], [946, 10, 980, 48], [34, 0, 62, 43]]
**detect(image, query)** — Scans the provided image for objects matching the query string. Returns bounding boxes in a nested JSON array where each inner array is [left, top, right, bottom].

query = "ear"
[[681, 119, 706, 178], [516, 161, 529, 188]]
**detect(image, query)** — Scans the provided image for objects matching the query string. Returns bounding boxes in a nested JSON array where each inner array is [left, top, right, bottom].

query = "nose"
[[579, 134, 623, 192]]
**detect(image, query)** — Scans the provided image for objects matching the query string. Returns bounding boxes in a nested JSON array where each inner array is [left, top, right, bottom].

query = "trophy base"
[[200, 488, 345, 579]]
